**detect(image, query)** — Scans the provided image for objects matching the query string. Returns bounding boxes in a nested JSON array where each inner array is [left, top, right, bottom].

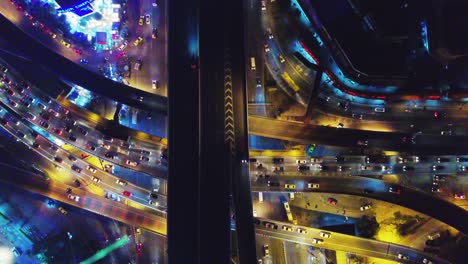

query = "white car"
[[67, 194, 80, 202], [126, 160, 138, 167], [397, 253, 408, 260], [282, 225, 293, 232], [312, 238, 323, 244], [116, 179, 128, 186], [297, 228, 307, 234], [92, 177, 101, 183], [264, 44, 270, 53], [319, 231, 331, 238], [152, 80, 160, 89], [118, 41, 128, 51], [86, 165, 97, 173], [307, 183, 319, 189], [145, 14, 151, 24], [267, 28, 273, 39], [296, 159, 307, 164], [261, 1, 266, 11]]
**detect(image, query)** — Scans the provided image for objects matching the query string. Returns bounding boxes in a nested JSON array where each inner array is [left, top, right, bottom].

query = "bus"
[[281, 72, 300, 92], [280, 195, 296, 224], [250, 57, 256, 70]]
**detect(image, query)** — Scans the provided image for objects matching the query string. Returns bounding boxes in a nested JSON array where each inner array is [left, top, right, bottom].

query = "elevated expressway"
[[0, 163, 448, 264], [252, 175, 468, 236], [248, 116, 468, 154]]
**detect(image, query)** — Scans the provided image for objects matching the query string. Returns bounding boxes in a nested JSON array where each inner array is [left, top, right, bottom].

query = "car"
[[54, 156, 63, 163], [116, 179, 128, 186], [136, 243, 143, 253], [285, 184, 295, 190], [402, 165, 414, 171], [423, 258, 434, 264], [79, 58, 88, 64], [432, 165, 444, 171], [360, 204, 372, 211], [122, 191, 132, 197], [282, 225, 293, 232], [307, 183, 319, 189], [58, 207, 68, 215], [61, 40, 71, 48], [456, 157, 468, 162], [152, 27, 158, 39], [272, 166, 283, 172], [297, 228, 307, 234], [264, 222, 277, 229], [67, 155, 77, 162], [138, 15, 144, 26], [101, 143, 111, 150], [86, 143, 97, 151], [437, 157, 450, 163], [53, 128, 62, 135], [312, 238, 323, 244], [145, 14, 150, 24], [68, 134, 77, 142], [319, 231, 331, 238], [149, 192, 158, 199], [296, 159, 307, 164], [278, 54, 285, 63], [267, 27, 273, 39], [152, 80, 160, 89], [272, 158, 284, 164], [337, 165, 351, 171], [67, 194, 80, 202], [72, 48, 82, 54], [32, 142, 40, 149], [49, 144, 58, 152], [431, 186, 440, 193], [48, 109, 60, 117], [9, 100, 18, 108], [86, 165, 97, 173], [327, 198, 338, 205], [352, 113, 363, 120], [262, 244, 269, 256], [118, 41, 128, 51], [267, 181, 279, 187], [454, 193, 465, 199], [397, 253, 409, 260], [126, 160, 138, 166], [77, 127, 88, 136], [134, 37, 143, 46], [298, 165, 310, 171], [388, 186, 401, 194], [264, 44, 270, 53], [105, 152, 118, 159], [148, 200, 159, 206], [433, 175, 446, 182], [92, 176, 101, 183], [11, 247, 22, 257], [140, 155, 150, 162]]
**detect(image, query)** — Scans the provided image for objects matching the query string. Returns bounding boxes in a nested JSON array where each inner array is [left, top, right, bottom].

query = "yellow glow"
[[249, 149, 306, 157], [335, 251, 348, 264], [383, 151, 400, 156], [376, 225, 401, 243]]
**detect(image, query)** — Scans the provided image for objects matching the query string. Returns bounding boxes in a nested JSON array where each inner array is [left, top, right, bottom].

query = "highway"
[[251, 173, 468, 235], [0, 13, 167, 114], [0, 63, 168, 179], [249, 115, 468, 153], [0, 160, 166, 236], [255, 217, 449, 264]]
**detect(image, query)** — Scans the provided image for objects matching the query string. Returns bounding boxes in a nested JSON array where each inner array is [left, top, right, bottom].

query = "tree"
[[356, 215, 379, 238]]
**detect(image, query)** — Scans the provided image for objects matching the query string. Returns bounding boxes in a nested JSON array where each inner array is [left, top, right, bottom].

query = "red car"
[[122, 191, 132, 197], [327, 198, 338, 206], [136, 243, 143, 253], [73, 48, 82, 55], [53, 128, 62, 135]]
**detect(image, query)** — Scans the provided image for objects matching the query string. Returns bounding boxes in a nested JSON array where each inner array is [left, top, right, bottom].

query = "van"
[[250, 57, 256, 70], [427, 231, 441, 240], [25, 112, 36, 120], [374, 107, 385, 112]]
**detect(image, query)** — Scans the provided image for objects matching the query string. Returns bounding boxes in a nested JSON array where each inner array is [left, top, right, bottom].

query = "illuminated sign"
[[57, 0, 95, 16]]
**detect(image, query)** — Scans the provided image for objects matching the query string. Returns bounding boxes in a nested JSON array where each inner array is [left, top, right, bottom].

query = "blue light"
[[421, 20, 429, 52], [291, 0, 312, 27]]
